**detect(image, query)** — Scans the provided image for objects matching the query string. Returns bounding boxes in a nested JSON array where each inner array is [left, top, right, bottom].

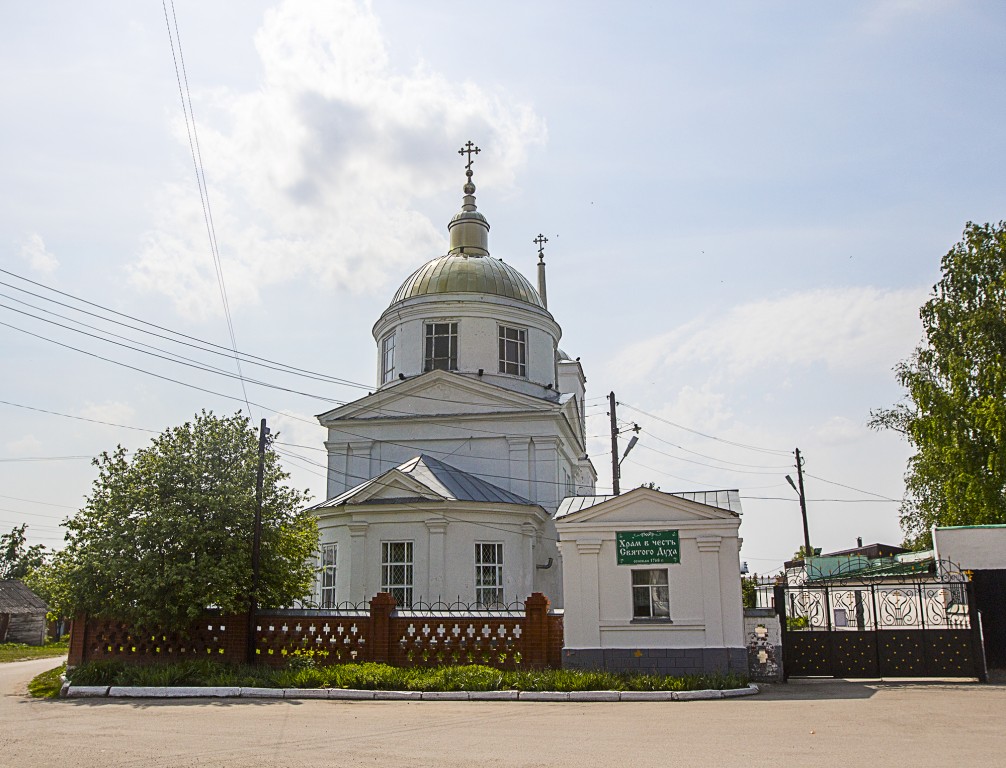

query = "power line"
[[0, 269, 370, 392], [619, 402, 791, 456], [638, 428, 792, 469], [162, 0, 251, 416], [0, 456, 93, 463], [0, 399, 157, 432], [804, 472, 901, 502]]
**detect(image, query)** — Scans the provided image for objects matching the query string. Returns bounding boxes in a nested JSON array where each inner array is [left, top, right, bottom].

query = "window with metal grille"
[[475, 542, 504, 607], [424, 322, 458, 371], [632, 569, 670, 619], [498, 325, 526, 377], [382, 541, 414, 608], [380, 333, 395, 384], [320, 543, 337, 609]]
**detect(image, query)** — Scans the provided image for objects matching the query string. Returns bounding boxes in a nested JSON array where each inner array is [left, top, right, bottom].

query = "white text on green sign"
[[616, 530, 680, 565]]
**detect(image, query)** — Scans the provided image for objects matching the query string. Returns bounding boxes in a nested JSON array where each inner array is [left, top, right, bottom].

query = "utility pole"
[[247, 417, 269, 664], [794, 447, 811, 558], [609, 391, 620, 495]]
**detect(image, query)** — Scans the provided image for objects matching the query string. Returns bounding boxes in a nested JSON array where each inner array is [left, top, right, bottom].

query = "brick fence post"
[[224, 613, 249, 665], [369, 592, 396, 664], [67, 614, 87, 667], [524, 592, 550, 669]]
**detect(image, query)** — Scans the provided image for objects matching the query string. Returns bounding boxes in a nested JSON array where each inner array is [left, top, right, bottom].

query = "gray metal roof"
[[0, 580, 48, 614], [555, 489, 742, 519], [311, 454, 533, 509], [672, 490, 743, 515]]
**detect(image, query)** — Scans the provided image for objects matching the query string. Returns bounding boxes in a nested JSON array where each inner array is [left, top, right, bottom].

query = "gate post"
[[773, 585, 789, 681], [67, 614, 88, 667], [369, 592, 396, 665], [966, 580, 988, 683], [524, 592, 550, 669]]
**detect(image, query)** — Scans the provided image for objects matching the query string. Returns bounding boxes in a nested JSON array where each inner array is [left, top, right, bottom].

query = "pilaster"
[[697, 535, 724, 646]]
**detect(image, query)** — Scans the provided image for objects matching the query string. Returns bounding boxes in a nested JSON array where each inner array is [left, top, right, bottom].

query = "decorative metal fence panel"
[[776, 561, 986, 681]]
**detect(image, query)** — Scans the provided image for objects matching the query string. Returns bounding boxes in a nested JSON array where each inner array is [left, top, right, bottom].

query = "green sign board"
[[616, 530, 680, 565]]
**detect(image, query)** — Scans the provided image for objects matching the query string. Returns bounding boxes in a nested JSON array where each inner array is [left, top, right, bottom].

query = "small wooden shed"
[[0, 580, 48, 645]]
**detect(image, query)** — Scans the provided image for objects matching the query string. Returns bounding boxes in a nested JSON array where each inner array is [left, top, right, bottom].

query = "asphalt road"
[[3, 657, 1005, 767]]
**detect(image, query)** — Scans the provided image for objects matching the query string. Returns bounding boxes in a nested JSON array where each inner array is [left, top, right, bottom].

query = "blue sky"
[[2, 0, 1004, 572]]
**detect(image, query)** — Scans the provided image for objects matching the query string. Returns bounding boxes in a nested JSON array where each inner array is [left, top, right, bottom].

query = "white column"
[[521, 521, 538, 599], [347, 441, 372, 488], [532, 437, 559, 512], [324, 441, 350, 497], [697, 535, 724, 646], [575, 539, 603, 647], [425, 517, 448, 601], [507, 437, 530, 500], [348, 521, 369, 603]]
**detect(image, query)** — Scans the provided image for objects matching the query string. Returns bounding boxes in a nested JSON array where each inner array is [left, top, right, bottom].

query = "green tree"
[[740, 575, 757, 609], [0, 524, 47, 580], [871, 221, 1006, 549], [51, 411, 317, 628]]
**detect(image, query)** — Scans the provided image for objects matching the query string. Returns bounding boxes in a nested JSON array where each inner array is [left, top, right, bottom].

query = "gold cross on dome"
[[458, 140, 480, 171]]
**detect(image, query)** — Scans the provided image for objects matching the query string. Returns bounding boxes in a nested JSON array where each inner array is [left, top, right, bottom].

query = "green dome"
[[391, 253, 545, 309]]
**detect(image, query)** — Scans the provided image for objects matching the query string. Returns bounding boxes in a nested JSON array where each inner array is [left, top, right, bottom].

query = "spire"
[[534, 234, 549, 310], [448, 141, 490, 256]]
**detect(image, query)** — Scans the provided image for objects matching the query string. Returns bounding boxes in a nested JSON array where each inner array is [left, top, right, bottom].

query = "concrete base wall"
[[562, 647, 746, 676], [744, 608, 783, 683]]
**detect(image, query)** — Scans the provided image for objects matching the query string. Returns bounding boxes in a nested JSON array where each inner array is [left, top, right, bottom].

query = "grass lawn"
[[28, 662, 65, 698], [62, 659, 748, 693], [0, 640, 69, 664]]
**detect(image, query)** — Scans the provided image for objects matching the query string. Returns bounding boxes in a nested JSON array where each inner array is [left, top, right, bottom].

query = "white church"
[[308, 144, 597, 609]]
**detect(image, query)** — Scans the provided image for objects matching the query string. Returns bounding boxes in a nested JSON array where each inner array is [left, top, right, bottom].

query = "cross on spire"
[[458, 140, 480, 172], [534, 234, 548, 262]]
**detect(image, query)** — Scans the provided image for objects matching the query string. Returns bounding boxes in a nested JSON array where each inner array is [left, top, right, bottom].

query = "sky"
[[1, 0, 1004, 575]]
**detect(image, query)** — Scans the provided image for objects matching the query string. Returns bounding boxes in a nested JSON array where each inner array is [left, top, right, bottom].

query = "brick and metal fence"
[[68, 592, 563, 671]]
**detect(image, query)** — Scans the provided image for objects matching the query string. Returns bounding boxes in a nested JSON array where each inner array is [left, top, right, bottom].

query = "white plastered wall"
[[557, 489, 744, 651]]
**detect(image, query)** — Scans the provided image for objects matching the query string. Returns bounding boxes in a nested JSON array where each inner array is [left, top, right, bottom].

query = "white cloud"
[[19, 233, 59, 274], [4, 434, 43, 456], [860, 0, 954, 34], [129, 0, 547, 319], [812, 415, 866, 446], [610, 285, 926, 386], [78, 401, 139, 427]]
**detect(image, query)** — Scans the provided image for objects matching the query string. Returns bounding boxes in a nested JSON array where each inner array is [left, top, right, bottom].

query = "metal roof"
[[0, 580, 48, 614], [390, 253, 545, 309], [311, 454, 534, 509], [555, 489, 742, 519]]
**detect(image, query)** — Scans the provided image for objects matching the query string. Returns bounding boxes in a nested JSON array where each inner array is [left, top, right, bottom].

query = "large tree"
[[51, 411, 317, 628], [0, 524, 47, 580], [871, 221, 1006, 549]]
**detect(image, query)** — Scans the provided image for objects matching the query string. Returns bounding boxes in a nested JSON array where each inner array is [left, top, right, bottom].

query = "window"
[[320, 543, 337, 609], [380, 333, 395, 384], [424, 322, 458, 371], [475, 543, 504, 607], [382, 541, 414, 608], [632, 569, 670, 619], [498, 326, 526, 377]]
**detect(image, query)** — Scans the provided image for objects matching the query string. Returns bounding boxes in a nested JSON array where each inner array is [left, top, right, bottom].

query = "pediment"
[[317, 370, 557, 424], [557, 487, 740, 526], [312, 468, 446, 509]]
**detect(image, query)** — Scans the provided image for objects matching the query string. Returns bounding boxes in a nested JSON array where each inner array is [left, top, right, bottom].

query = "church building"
[[308, 144, 597, 609]]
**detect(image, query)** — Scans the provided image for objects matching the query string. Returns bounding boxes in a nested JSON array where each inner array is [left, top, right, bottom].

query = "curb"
[[63, 683, 758, 701]]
